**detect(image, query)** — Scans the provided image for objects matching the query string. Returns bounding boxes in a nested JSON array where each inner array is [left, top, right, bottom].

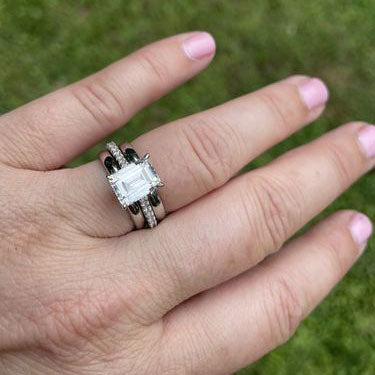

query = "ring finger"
[[64, 75, 329, 236]]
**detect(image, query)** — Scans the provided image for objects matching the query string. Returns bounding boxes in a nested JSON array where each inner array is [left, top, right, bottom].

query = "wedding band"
[[99, 141, 166, 229]]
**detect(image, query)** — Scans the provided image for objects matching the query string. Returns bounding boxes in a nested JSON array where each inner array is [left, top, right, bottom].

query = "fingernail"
[[298, 78, 329, 110], [349, 213, 373, 251], [183, 32, 216, 61], [358, 125, 375, 158]]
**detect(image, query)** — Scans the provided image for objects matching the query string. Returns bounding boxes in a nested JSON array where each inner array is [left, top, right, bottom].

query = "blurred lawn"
[[0, 0, 374, 374]]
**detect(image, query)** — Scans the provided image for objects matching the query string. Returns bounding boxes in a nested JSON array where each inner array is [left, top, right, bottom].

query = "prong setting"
[[107, 158, 161, 207]]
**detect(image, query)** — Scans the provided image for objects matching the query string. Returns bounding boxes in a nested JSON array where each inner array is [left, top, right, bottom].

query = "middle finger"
[[63, 75, 328, 236]]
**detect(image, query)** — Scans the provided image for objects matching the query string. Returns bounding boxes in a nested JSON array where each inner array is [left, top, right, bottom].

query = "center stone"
[[108, 161, 161, 206]]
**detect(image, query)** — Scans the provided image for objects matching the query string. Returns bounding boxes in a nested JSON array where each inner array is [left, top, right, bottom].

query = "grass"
[[0, 0, 374, 373]]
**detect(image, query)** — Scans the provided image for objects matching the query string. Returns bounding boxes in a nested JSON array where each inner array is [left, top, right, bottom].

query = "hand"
[[0, 32, 373, 375]]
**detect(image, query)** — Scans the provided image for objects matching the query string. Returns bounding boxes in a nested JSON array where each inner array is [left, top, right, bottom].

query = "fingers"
[[133, 76, 328, 208], [161, 211, 372, 375], [119, 122, 374, 317], [67, 75, 328, 237], [0, 32, 216, 170]]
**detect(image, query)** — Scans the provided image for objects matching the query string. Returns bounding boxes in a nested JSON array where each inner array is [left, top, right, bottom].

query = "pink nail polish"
[[358, 125, 375, 158], [350, 213, 373, 249], [183, 32, 216, 61], [298, 78, 329, 110]]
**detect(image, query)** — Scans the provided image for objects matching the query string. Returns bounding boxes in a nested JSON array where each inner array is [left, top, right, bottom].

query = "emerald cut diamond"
[[108, 161, 161, 207]]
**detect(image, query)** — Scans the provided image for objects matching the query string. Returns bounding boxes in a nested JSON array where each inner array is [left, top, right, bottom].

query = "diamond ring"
[[99, 141, 166, 229]]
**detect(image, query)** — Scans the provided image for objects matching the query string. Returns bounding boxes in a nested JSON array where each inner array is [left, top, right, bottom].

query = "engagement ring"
[[100, 141, 166, 229]]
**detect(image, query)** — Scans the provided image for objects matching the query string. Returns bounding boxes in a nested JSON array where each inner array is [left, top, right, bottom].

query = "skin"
[[0, 32, 373, 374]]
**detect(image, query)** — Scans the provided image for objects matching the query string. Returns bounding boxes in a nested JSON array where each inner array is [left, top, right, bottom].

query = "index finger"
[[0, 32, 216, 170]]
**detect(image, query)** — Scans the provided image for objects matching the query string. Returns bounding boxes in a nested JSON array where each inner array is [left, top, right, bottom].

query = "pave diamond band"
[[99, 141, 165, 229], [139, 197, 158, 228], [106, 141, 128, 168]]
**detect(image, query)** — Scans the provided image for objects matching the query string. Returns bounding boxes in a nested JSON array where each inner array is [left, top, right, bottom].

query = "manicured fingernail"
[[358, 125, 375, 158], [349, 213, 373, 250], [298, 78, 329, 110], [183, 32, 216, 61]]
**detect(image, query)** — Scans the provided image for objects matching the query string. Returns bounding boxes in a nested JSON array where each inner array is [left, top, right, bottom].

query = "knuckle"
[[137, 49, 170, 88], [317, 228, 355, 276], [3, 115, 58, 169], [326, 141, 355, 189], [147, 232, 193, 304], [263, 275, 305, 344], [247, 173, 301, 252], [70, 78, 125, 129], [181, 116, 239, 189], [256, 90, 296, 133]]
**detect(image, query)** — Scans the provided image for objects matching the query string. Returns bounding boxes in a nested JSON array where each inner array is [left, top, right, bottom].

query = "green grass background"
[[0, 0, 374, 373]]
